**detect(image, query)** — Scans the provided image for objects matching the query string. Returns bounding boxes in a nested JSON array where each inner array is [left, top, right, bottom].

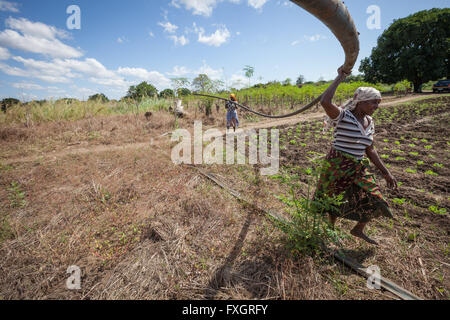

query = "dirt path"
[[1, 94, 440, 165]]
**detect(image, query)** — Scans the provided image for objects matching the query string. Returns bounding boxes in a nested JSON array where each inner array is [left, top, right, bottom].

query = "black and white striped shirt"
[[331, 109, 374, 159]]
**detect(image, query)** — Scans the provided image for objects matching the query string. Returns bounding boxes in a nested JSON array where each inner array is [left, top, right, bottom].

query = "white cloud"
[[149, 31, 155, 38], [88, 77, 129, 89], [169, 35, 189, 46], [171, 0, 220, 17], [56, 58, 116, 78], [0, 1, 19, 13], [0, 18, 82, 59], [304, 34, 327, 42], [195, 62, 223, 80], [117, 37, 126, 44], [197, 26, 230, 47], [248, 0, 268, 10], [166, 66, 191, 77], [171, 0, 246, 17], [158, 21, 178, 33], [12, 82, 44, 90], [0, 47, 10, 59], [277, 1, 293, 7], [5, 17, 70, 40], [230, 73, 247, 89], [117, 67, 171, 89], [0, 61, 71, 83], [291, 40, 301, 46]]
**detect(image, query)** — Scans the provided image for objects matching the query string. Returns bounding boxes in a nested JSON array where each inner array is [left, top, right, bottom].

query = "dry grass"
[[0, 94, 448, 300]]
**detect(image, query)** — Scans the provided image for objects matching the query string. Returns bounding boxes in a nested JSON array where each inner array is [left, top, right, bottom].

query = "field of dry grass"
[[0, 94, 448, 300]]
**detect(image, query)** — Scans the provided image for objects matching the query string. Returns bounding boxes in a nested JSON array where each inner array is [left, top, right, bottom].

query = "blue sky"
[[0, 0, 448, 101]]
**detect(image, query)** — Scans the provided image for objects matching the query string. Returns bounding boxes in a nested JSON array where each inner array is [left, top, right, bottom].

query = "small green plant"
[[0, 215, 15, 244], [409, 152, 419, 156], [272, 160, 345, 256], [433, 163, 443, 168], [7, 182, 27, 208], [428, 206, 447, 215], [417, 160, 424, 165], [424, 170, 438, 176], [424, 145, 432, 150], [405, 168, 416, 174], [392, 198, 407, 205], [395, 156, 406, 161]]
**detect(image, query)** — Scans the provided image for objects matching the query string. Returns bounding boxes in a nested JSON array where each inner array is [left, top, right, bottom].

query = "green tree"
[[88, 93, 109, 103], [178, 88, 191, 96], [343, 73, 365, 83], [243, 65, 254, 87], [282, 78, 292, 86], [1, 98, 20, 113], [127, 82, 158, 101], [359, 8, 450, 92], [170, 77, 190, 96], [159, 89, 175, 98], [192, 74, 213, 93], [296, 75, 305, 86]]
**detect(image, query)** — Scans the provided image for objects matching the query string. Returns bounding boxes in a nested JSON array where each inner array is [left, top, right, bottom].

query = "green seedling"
[[392, 198, 407, 205], [429, 206, 447, 215]]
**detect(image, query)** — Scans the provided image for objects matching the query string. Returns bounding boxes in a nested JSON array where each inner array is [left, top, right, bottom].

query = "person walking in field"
[[226, 94, 239, 132], [315, 66, 398, 245]]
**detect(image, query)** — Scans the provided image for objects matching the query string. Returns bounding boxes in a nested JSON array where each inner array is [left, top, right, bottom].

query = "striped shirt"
[[226, 100, 237, 112], [330, 109, 374, 160]]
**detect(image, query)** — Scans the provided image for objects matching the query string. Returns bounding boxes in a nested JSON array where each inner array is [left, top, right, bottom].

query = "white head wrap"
[[324, 87, 382, 130]]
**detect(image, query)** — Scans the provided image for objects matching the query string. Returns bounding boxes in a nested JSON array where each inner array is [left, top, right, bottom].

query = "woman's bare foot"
[[351, 222, 379, 245], [350, 228, 378, 245]]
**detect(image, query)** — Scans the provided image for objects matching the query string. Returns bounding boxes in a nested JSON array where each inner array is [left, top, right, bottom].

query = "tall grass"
[[0, 97, 175, 125]]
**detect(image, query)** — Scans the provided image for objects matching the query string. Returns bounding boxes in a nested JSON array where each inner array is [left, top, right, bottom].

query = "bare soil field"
[[0, 94, 448, 300]]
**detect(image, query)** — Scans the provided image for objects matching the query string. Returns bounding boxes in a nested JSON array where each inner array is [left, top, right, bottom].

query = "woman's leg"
[[350, 221, 378, 245]]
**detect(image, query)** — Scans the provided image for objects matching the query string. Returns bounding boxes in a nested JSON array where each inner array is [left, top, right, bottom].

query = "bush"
[[271, 157, 345, 256]]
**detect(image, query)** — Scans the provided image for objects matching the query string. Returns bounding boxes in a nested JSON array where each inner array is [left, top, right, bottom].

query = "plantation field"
[[277, 96, 449, 299], [0, 94, 448, 300]]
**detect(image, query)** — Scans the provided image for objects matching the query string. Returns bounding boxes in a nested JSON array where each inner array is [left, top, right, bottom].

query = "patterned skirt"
[[314, 148, 393, 223]]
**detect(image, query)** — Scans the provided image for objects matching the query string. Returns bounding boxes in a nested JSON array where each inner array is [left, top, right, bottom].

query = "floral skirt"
[[314, 148, 393, 223]]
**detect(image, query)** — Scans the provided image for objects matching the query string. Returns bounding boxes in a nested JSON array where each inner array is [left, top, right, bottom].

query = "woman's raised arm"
[[320, 66, 349, 119]]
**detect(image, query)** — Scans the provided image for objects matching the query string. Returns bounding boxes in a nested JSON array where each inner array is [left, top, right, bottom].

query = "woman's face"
[[357, 99, 381, 116]]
